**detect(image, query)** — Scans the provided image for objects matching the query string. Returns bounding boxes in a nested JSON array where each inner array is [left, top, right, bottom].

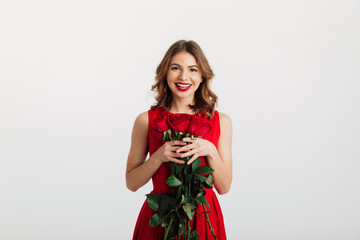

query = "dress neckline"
[[160, 107, 200, 116]]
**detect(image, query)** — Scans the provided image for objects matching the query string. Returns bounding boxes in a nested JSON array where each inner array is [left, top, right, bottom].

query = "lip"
[[175, 83, 191, 92]]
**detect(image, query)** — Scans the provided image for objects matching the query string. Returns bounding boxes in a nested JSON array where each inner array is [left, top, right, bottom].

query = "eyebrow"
[[170, 63, 199, 68]]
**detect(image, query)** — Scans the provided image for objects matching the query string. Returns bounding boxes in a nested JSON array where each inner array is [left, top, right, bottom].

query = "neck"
[[169, 98, 195, 114]]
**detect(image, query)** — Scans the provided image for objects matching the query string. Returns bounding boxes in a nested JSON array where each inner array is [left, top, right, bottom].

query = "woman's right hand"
[[153, 140, 187, 164]]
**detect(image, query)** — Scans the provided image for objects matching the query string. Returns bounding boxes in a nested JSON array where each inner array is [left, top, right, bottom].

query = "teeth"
[[176, 83, 191, 88]]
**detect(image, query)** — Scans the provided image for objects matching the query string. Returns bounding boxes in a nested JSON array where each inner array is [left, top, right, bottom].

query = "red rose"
[[167, 114, 191, 133], [187, 114, 211, 137], [150, 111, 170, 139], [149, 128, 163, 140], [154, 114, 170, 133]]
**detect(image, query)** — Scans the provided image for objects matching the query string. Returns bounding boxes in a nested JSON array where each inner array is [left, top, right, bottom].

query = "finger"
[[170, 146, 185, 152], [182, 137, 193, 142], [182, 137, 199, 143], [180, 149, 197, 158], [177, 139, 201, 153], [183, 137, 200, 141], [168, 157, 185, 164], [170, 140, 187, 146], [176, 143, 195, 153], [170, 151, 184, 158], [187, 154, 199, 165]]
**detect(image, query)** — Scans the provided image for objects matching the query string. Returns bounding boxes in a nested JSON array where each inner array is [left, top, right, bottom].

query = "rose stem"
[[164, 213, 175, 240], [201, 203, 217, 240]]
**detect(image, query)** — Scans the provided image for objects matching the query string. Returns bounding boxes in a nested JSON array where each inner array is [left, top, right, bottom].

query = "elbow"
[[126, 183, 139, 192], [218, 187, 230, 195], [216, 185, 231, 195], [216, 179, 232, 195], [126, 175, 139, 192]]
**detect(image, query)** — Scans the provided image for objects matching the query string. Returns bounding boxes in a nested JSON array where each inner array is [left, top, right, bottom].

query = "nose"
[[178, 70, 188, 81]]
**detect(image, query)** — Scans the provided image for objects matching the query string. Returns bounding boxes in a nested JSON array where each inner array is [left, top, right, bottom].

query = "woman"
[[126, 40, 232, 239]]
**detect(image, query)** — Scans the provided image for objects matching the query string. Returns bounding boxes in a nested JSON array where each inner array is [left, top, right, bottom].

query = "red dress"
[[132, 107, 227, 240]]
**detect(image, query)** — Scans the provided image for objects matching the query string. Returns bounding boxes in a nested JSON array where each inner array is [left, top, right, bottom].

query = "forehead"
[[170, 51, 198, 66]]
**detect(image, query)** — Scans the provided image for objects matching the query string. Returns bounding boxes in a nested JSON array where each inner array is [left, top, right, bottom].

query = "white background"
[[1, 0, 359, 239]]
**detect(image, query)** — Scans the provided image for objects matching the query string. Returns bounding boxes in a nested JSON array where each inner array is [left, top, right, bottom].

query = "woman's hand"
[[175, 137, 217, 165], [153, 140, 187, 164]]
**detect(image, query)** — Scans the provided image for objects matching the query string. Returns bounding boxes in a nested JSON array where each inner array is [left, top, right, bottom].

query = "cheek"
[[196, 77, 203, 85], [167, 72, 177, 82]]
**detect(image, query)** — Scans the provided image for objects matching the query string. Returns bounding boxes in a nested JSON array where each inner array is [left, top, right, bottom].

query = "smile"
[[175, 83, 192, 91]]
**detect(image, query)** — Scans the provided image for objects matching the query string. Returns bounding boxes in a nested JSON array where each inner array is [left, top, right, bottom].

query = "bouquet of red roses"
[[146, 111, 217, 240]]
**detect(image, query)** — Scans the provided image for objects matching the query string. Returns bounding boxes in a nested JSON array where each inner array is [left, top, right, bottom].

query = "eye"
[[190, 68, 198, 72], [171, 66, 180, 71]]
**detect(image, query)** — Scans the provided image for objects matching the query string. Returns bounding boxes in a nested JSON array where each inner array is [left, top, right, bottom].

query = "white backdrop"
[[0, 0, 359, 239]]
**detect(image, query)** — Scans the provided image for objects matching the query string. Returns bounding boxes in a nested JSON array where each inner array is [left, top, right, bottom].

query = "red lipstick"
[[175, 83, 191, 92]]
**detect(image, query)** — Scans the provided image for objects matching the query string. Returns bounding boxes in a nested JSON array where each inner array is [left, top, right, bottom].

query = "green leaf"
[[168, 196, 177, 210], [161, 212, 170, 227], [175, 163, 185, 174], [165, 174, 182, 187], [182, 202, 196, 220], [146, 193, 164, 211], [202, 181, 213, 189], [158, 195, 171, 216], [195, 173, 207, 182], [146, 196, 159, 211], [197, 196, 210, 208], [197, 190, 206, 197], [191, 157, 201, 172], [146, 193, 164, 200], [184, 164, 192, 174], [167, 188, 177, 198], [184, 173, 192, 185], [169, 162, 176, 174], [205, 174, 214, 186], [183, 196, 195, 205], [161, 220, 168, 228], [149, 213, 161, 226], [202, 174, 214, 189], [195, 166, 214, 174]]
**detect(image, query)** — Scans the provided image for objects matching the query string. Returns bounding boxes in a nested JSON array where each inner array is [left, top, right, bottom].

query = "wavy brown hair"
[[151, 40, 218, 118]]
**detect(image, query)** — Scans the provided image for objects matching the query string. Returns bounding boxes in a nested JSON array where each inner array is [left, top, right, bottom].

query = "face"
[[166, 51, 203, 104]]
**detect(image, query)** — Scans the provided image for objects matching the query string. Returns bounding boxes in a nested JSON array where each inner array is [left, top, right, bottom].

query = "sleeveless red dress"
[[132, 107, 227, 240]]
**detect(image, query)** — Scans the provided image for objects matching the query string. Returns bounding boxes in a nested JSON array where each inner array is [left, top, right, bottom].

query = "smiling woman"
[[151, 40, 218, 117], [126, 40, 232, 240], [166, 52, 203, 102]]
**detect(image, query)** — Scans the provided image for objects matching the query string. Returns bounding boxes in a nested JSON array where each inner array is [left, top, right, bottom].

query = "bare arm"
[[207, 112, 233, 195], [126, 112, 186, 192]]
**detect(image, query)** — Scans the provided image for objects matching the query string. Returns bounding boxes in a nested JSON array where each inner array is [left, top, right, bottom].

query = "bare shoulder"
[[218, 112, 232, 126], [218, 112, 233, 140], [131, 111, 149, 136], [134, 111, 148, 126]]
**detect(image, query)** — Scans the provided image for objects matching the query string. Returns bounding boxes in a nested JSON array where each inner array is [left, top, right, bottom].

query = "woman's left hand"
[[176, 137, 217, 165]]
